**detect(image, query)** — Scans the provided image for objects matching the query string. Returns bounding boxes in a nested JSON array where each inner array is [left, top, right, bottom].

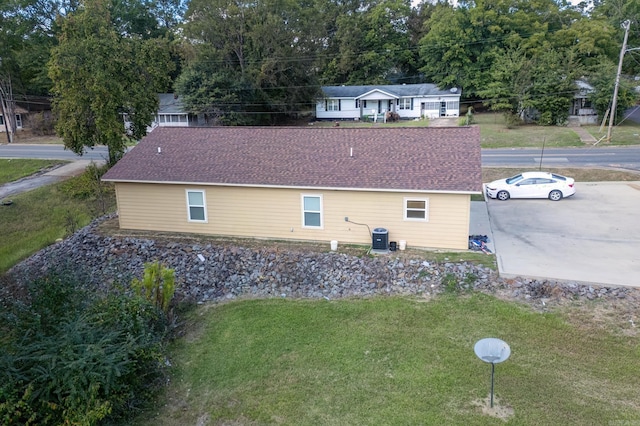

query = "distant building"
[[316, 83, 461, 121]]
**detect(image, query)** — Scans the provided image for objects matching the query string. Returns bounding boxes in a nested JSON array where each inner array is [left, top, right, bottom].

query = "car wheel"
[[549, 190, 563, 201], [497, 190, 510, 201]]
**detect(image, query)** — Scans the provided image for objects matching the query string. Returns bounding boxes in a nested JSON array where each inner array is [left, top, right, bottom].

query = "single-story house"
[[102, 126, 481, 250], [316, 83, 461, 121]]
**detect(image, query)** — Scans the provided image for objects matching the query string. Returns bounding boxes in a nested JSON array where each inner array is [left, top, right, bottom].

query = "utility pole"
[[606, 20, 631, 143]]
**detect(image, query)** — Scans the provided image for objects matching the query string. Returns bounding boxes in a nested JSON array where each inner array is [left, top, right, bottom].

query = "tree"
[[178, 0, 322, 124], [478, 46, 579, 126], [587, 61, 638, 125], [321, 0, 415, 85], [48, 0, 172, 165]]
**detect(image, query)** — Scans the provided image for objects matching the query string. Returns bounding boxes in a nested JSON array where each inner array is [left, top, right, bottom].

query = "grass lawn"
[[581, 120, 640, 145], [141, 295, 640, 425], [474, 113, 584, 148], [0, 180, 115, 274], [0, 158, 65, 185]]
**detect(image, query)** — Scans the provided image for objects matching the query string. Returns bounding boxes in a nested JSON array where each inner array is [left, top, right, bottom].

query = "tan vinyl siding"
[[114, 183, 471, 250]]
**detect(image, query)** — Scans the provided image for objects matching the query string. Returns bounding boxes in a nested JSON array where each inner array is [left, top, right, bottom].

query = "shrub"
[[0, 269, 169, 425], [132, 261, 176, 313]]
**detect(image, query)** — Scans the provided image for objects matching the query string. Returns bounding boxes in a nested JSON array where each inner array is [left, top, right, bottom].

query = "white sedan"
[[485, 171, 576, 201]]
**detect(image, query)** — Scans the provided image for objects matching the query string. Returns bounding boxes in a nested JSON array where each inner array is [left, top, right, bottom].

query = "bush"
[[0, 269, 170, 425]]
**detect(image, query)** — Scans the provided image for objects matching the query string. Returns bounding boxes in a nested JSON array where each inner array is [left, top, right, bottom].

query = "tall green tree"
[[178, 0, 323, 124], [48, 0, 172, 165], [322, 0, 415, 84]]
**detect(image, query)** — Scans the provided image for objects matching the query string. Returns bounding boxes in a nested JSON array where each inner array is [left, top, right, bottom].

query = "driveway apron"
[[485, 182, 640, 287]]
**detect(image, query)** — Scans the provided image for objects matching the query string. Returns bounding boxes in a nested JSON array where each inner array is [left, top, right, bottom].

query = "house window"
[[0, 115, 3, 125], [186, 190, 207, 222], [404, 198, 428, 221], [399, 98, 412, 110], [326, 99, 341, 112], [15, 114, 22, 128], [302, 194, 322, 228], [424, 101, 439, 111], [446, 100, 459, 111]]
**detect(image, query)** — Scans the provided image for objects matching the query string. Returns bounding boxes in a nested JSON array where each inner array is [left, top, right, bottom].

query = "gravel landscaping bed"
[[6, 215, 639, 313]]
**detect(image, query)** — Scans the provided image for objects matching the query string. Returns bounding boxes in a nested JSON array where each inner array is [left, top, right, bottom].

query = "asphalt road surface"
[[3, 144, 640, 171]]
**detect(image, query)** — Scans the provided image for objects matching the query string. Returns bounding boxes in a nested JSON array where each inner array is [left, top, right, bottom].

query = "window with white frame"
[[186, 190, 207, 222], [423, 101, 439, 111], [399, 98, 412, 110], [404, 198, 429, 221], [15, 114, 22, 128], [302, 194, 322, 228], [0, 115, 3, 125], [446, 100, 459, 111], [326, 99, 340, 111]]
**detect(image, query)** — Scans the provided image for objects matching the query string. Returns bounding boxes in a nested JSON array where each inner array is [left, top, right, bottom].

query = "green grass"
[[0, 180, 115, 274], [141, 295, 640, 425], [0, 159, 65, 185], [475, 113, 584, 148], [581, 120, 640, 145]]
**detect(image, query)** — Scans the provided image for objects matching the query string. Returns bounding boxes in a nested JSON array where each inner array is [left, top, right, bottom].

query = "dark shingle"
[[102, 127, 482, 193]]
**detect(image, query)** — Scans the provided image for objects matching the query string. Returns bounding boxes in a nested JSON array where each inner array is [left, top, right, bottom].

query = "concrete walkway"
[[568, 125, 598, 144], [0, 160, 101, 200]]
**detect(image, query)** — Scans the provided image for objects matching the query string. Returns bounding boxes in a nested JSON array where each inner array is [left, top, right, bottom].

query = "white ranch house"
[[316, 83, 461, 121]]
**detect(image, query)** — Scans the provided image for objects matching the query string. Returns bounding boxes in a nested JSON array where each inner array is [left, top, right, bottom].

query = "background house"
[[316, 83, 461, 121], [102, 126, 481, 251], [569, 80, 598, 125], [124, 93, 196, 133]]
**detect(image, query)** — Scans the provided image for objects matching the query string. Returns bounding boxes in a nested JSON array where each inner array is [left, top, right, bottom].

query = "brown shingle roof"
[[102, 126, 482, 193]]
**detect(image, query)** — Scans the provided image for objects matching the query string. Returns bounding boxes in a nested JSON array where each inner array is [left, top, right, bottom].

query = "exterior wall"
[[114, 183, 472, 250], [316, 98, 360, 120]]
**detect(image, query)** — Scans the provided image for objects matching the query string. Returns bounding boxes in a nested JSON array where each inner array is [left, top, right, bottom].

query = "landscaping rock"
[[8, 215, 640, 309]]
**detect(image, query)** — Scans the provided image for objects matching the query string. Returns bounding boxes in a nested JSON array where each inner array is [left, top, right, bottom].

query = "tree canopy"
[[47, 0, 172, 165], [1, 0, 638, 135]]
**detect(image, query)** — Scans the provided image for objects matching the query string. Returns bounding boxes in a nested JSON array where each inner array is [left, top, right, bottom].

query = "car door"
[[510, 178, 538, 198], [534, 178, 555, 198]]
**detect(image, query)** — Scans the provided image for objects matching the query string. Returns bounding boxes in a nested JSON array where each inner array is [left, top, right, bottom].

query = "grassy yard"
[[474, 113, 584, 148], [0, 179, 115, 273], [0, 158, 65, 185], [141, 295, 640, 425], [581, 120, 640, 145]]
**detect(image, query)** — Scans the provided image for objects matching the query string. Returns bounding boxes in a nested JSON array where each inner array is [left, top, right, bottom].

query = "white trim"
[[301, 193, 323, 229], [403, 197, 429, 221], [186, 189, 208, 222], [104, 179, 481, 195]]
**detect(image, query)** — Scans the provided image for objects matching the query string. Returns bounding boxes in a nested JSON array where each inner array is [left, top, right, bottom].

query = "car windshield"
[[505, 174, 523, 184]]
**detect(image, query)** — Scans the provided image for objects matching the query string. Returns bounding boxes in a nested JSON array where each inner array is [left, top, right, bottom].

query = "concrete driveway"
[[472, 182, 640, 287]]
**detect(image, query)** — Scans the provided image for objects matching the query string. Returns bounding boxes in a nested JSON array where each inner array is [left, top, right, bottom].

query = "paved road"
[[0, 144, 109, 161], [482, 146, 640, 172], [4, 144, 640, 172]]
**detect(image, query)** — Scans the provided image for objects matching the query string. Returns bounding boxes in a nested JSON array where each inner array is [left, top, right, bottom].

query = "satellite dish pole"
[[474, 338, 511, 408], [606, 20, 631, 143]]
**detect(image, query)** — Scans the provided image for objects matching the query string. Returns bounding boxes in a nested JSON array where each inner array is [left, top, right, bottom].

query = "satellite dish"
[[450, 87, 458, 93], [474, 338, 510, 364], [474, 338, 510, 408]]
